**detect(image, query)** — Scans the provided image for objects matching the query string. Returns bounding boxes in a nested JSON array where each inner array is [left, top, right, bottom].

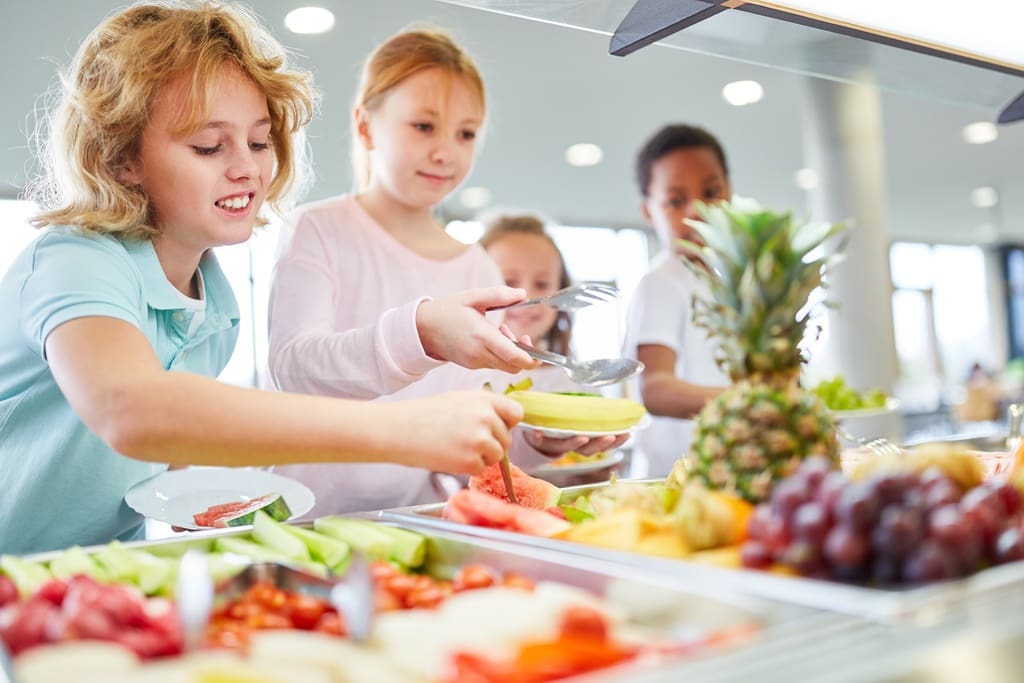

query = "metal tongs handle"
[[176, 549, 375, 647], [0, 639, 16, 683]]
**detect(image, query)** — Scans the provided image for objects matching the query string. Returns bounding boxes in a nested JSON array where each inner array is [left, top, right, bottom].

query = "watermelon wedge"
[[469, 462, 561, 509], [192, 493, 291, 528], [443, 490, 571, 537]]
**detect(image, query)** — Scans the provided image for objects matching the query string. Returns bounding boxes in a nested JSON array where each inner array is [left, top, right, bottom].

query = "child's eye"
[[192, 145, 222, 155], [459, 129, 477, 141], [413, 122, 434, 133], [667, 198, 687, 209], [250, 142, 271, 151], [705, 187, 723, 199]]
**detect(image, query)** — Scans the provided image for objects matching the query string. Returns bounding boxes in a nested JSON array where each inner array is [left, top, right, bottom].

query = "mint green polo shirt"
[[0, 227, 239, 554]]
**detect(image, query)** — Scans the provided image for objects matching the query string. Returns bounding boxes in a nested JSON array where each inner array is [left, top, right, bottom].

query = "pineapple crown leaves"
[[677, 203, 847, 380]]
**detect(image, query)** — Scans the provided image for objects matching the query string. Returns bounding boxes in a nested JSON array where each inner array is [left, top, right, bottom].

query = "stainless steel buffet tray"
[[19, 518, 846, 682], [378, 481, 1024, 624]]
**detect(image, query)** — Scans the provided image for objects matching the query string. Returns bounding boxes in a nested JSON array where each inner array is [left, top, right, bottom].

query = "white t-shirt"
[[623, 251, 729, 476]]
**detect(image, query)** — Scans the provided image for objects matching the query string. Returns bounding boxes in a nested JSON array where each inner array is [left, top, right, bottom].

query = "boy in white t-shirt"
[[624, 124, 739, 475]]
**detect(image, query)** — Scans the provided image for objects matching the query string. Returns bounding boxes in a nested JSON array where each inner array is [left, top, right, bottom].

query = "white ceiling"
[[1, 0, 1021, 245]]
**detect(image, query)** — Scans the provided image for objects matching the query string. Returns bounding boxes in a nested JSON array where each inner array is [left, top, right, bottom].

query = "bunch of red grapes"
[[740, 456, 1024, 584]]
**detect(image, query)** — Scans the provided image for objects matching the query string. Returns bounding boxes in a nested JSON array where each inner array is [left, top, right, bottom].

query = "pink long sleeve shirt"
[[268, 195, 549, 515]]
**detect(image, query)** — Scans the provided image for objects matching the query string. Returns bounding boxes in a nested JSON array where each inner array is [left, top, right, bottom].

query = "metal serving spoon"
[[513, 341, 643, 387]]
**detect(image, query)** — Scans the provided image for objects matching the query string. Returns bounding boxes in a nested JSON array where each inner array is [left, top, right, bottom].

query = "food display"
[[741, 456, 1024, 582], [1, 514, 763, 683], [809, 375, 889, 413]]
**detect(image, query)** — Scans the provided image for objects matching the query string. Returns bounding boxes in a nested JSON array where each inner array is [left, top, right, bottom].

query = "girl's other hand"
[[416, 287, 542, 373], [390, 390, 523, 474], [526, 431, 631, 458]]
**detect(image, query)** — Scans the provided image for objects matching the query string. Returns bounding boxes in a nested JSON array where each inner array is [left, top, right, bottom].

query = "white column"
[[800, 75, 902, 440]]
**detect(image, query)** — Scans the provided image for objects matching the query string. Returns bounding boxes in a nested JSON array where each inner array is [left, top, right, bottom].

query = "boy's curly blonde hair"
[[29, 1, 317, 239]]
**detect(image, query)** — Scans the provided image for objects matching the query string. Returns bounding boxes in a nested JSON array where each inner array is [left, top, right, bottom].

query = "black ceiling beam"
[[998, 90, 1024, 124], [609, 0, 726, 57], [610, 0, 1024, 124]]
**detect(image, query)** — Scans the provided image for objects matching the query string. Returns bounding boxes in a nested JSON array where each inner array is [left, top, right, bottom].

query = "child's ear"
[[353, 106, 374, 150], [116, 157, 143, 186], [639, 198, 653, 225]]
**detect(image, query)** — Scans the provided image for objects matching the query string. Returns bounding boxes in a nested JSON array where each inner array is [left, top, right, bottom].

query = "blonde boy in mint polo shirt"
[[0, 2, 532, 554]]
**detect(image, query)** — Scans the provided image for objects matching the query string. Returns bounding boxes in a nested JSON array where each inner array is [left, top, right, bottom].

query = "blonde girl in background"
[[268, 29, 615, 514], [480, 212, 631, 467], [0, 2, 523, 555]]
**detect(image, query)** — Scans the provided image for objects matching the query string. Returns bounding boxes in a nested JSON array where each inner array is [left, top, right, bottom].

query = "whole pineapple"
[[669, 204, 845, 503]]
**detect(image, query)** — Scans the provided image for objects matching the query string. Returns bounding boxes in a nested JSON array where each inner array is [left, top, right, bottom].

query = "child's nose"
[[227, 147, 259, 180], [430, 138, 455, 164]]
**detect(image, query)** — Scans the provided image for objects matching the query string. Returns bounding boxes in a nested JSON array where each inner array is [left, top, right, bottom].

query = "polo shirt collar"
[[121, 238, 240, 322]]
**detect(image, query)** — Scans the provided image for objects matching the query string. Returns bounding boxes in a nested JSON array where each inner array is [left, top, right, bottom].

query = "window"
[[0, 199, 40, 277], [889, 242, 994, 410]]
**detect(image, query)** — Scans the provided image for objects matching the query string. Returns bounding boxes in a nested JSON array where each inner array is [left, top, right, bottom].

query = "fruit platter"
[[380, 442, 1024, 623], [0, 511, 831, 683]]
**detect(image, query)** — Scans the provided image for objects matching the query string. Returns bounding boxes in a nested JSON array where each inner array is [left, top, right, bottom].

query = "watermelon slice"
[[469, 462, 561, 509], [192, 493, 291, 528], [443, 490, 571, 537]]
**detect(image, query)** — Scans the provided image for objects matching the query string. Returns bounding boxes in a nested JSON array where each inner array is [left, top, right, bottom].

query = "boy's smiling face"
[[641, 146, 732, 257]]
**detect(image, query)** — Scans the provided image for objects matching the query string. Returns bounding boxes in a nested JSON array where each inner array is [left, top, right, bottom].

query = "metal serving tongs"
[[0, 639, 16, 683], [177, 550, 375, 647]]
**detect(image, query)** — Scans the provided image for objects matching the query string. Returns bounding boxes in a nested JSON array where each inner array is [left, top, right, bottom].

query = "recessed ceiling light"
[[962, 121, 999, 144], [565, 143, 603, 167], [284, 7, 335, 34], [722, 80, 764, 106], [459, 186, 492, 210], [971, 186, 999, 208], [794, 168, 819, 190]]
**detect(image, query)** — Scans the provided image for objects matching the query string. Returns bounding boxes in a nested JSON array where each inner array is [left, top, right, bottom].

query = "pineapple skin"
[[668, 205, 846, 504], [688, 376, 838, 503]]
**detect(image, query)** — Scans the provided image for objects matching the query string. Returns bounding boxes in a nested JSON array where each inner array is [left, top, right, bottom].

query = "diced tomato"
[[383, 574, 417, 601], [370, 561, 399, 582], [374, 588, 401, 612], [405, 586, 445, 609], [559, 606, 609, 641], [314, 611, 346, 637], [453, 564, 497, 592], [249, 582, 287, 610], [499, 573, 535, 592], [285, 594, 329, 630]]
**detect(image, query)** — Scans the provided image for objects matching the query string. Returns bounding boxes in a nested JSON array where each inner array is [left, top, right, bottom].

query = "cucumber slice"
[[313, 518, 424, 568], [0, 555, 52, 597], [252, 511, 311, 562], [282, 526, 351, 572]]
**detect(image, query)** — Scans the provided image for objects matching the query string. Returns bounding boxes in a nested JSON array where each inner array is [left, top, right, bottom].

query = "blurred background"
[[1, 0, 1022, 444]]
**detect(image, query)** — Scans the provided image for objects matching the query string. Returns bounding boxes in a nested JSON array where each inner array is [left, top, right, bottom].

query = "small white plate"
[[832, 397, 901, 420], [125, 467, 315, 530], [533, 450, 626, 478], [518, 413, 653, 439]]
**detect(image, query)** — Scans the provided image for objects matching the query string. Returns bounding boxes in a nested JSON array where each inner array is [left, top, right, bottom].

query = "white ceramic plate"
[[124, 467, 315, 530], [832, 397, 901, 420], [517, 413, 653, 439], [533, 450, 626, 478]]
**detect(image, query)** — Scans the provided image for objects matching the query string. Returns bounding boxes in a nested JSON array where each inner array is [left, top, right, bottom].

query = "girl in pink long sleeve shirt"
[[268, 29, 621, 515]]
